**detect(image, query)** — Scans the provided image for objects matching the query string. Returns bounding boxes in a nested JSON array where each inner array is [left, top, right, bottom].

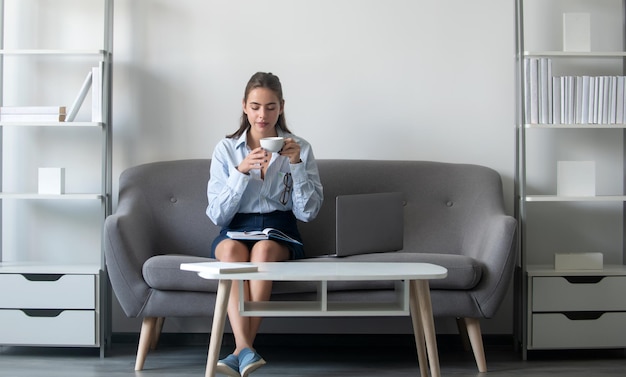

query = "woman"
[[206, 72, 323, 377]]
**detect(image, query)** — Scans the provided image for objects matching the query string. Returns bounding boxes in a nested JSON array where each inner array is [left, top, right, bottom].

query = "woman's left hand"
[[280, 138, 302, 164]]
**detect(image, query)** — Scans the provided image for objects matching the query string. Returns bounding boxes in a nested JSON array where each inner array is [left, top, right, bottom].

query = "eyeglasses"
[[280, 173, 292, 205]]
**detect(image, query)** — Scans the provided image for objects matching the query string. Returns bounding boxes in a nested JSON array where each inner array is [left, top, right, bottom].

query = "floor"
[[1, 335, 625, 377]]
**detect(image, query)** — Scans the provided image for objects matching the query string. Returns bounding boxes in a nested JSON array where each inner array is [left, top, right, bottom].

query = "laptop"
[[335, 192, 404, 257]]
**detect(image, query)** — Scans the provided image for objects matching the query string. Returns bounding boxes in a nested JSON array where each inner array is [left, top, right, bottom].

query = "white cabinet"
[[0, 268, 100, 346], [515, 0, 626, 357], [527, 266, 626, 350], [0, 0, 112, 354]]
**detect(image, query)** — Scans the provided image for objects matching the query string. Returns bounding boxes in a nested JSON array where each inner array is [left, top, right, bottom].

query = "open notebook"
[[334, 192, 404, 257]]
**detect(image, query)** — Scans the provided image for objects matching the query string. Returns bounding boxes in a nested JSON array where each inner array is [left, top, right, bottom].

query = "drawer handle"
[[563, 276, 604, 284], [563, 311, 604, 321], [22, 274, 64, 282], [21, 309, 64, 318]]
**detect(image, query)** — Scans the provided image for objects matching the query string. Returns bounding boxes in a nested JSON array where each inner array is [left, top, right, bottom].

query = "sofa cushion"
[[298, 252, 482, 291], [143, 251, 481, 294], [143, 255, 219, 292]]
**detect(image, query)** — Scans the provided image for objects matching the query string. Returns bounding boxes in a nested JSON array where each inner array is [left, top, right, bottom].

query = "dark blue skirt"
[[211, 211, 305, 260]]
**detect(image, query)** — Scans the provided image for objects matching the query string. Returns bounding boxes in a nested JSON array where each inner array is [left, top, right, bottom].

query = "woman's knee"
[[215, 240, 250, 262], [250, 241, 289, 262]]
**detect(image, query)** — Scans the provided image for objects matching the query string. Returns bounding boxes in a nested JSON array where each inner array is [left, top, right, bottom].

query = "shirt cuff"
[[289, 161, 308, 184], [228, 166, 250, 194]]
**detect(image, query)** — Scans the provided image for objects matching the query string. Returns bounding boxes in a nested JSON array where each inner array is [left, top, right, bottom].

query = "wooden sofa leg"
[[463, 317, 487, 373], [151, 317, 165, 350], [135, 317, 157, 371]]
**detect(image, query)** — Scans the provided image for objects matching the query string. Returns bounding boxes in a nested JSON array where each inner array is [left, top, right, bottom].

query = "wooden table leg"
[[415, 280, 441, 377], [205, 279, 232, 377], [409, 280, 429, 377]]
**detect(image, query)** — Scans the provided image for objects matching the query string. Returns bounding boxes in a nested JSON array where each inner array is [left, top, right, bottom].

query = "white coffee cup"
[[260, 137, 285, 153]]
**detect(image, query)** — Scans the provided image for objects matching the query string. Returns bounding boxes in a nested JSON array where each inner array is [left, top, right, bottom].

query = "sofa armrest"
[[104, 186, 158, 318], [462, 212, 518, 318]]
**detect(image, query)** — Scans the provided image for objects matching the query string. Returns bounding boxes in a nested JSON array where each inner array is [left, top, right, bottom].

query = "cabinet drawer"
[[0, 309, 96, 346], [532, 276, 626, 311], [531, 312, 626, 349], [0, 273, 96, 309]]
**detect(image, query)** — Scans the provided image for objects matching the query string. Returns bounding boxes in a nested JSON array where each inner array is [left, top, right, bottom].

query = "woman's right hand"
[[237, 147, 268, 175]]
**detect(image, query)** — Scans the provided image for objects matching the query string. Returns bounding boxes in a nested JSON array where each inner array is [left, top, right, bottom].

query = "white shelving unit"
[[515, 0, 626, 358], [0, 0, 112, 355]]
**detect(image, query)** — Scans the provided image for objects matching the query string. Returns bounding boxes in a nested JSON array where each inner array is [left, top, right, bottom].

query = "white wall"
[[112, 0, 516, 185]]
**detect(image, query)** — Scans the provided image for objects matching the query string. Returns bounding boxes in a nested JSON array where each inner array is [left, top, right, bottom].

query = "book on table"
[[226, 228, 303, 245], [180, 261, 258, 274], [201, 262, 258, 274]]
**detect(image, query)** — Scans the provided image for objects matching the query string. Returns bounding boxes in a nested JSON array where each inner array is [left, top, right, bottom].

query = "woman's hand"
[[280, 138, 302, 164], [237, 147, 268, 174]]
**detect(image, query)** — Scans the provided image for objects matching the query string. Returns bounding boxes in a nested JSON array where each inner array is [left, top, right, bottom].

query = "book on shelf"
[[552, 76, 561, 124], [0, 106, 66, 114], [588, 76, 596, 124], [66, 71, 93, 122], [608, 76, 618, 124], [565, 76, 575, 124], [226, 228, 303, 245], [539, 57, 552, 124], [575, 76, 586, 124], [0, 106, 66, 122], [615, 76, 626, 123], [524, 59, 532, 123], [524, 56, 626, 125], [589, 77, 604, 124], [525, 58, 539, 124], [91, 62, 104, 122], [524, 57, 552, 124]]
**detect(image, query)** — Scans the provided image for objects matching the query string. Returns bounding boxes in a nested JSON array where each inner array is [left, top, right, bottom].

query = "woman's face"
[[243, 87, 284, 136]]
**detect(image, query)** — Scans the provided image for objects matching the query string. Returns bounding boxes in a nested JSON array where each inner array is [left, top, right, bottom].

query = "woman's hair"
[[227, 72, 292, 138]]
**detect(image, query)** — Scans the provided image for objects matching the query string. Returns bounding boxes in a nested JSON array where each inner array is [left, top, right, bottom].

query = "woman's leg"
[[247, 240, 290, 341], [214, 239, 289, 354], [215, 239, 254, 353]]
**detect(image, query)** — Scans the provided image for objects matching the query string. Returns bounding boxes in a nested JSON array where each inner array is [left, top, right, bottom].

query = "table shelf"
[[240, 280, 410, 317]]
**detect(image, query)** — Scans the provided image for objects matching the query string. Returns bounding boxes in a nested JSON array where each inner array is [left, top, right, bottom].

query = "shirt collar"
[[235, 130, 248, 150]]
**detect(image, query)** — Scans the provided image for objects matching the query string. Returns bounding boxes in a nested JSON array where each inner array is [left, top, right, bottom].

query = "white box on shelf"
[[557, 161, 595, 196], [563, 13, 591, 52], [38, 168, 65, 195], [554, 252, 603, 270]]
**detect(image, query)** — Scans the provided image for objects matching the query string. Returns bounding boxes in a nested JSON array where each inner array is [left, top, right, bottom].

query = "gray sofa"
[[104, 159, 517, 372]]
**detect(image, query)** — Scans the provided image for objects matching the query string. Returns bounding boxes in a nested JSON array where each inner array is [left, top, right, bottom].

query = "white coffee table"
[[181, 261, 447, 377]]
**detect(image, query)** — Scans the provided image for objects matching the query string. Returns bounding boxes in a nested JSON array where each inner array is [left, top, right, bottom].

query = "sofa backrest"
[[117, 159, 215, 258], [117, 159, 506, 258], [301, 160, 505, 257]]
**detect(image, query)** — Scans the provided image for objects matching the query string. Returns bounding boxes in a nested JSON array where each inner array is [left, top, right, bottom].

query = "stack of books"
[[524, 57, 626, 125], [0, 106, 66, 122], [0, 62, 104, 124]]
